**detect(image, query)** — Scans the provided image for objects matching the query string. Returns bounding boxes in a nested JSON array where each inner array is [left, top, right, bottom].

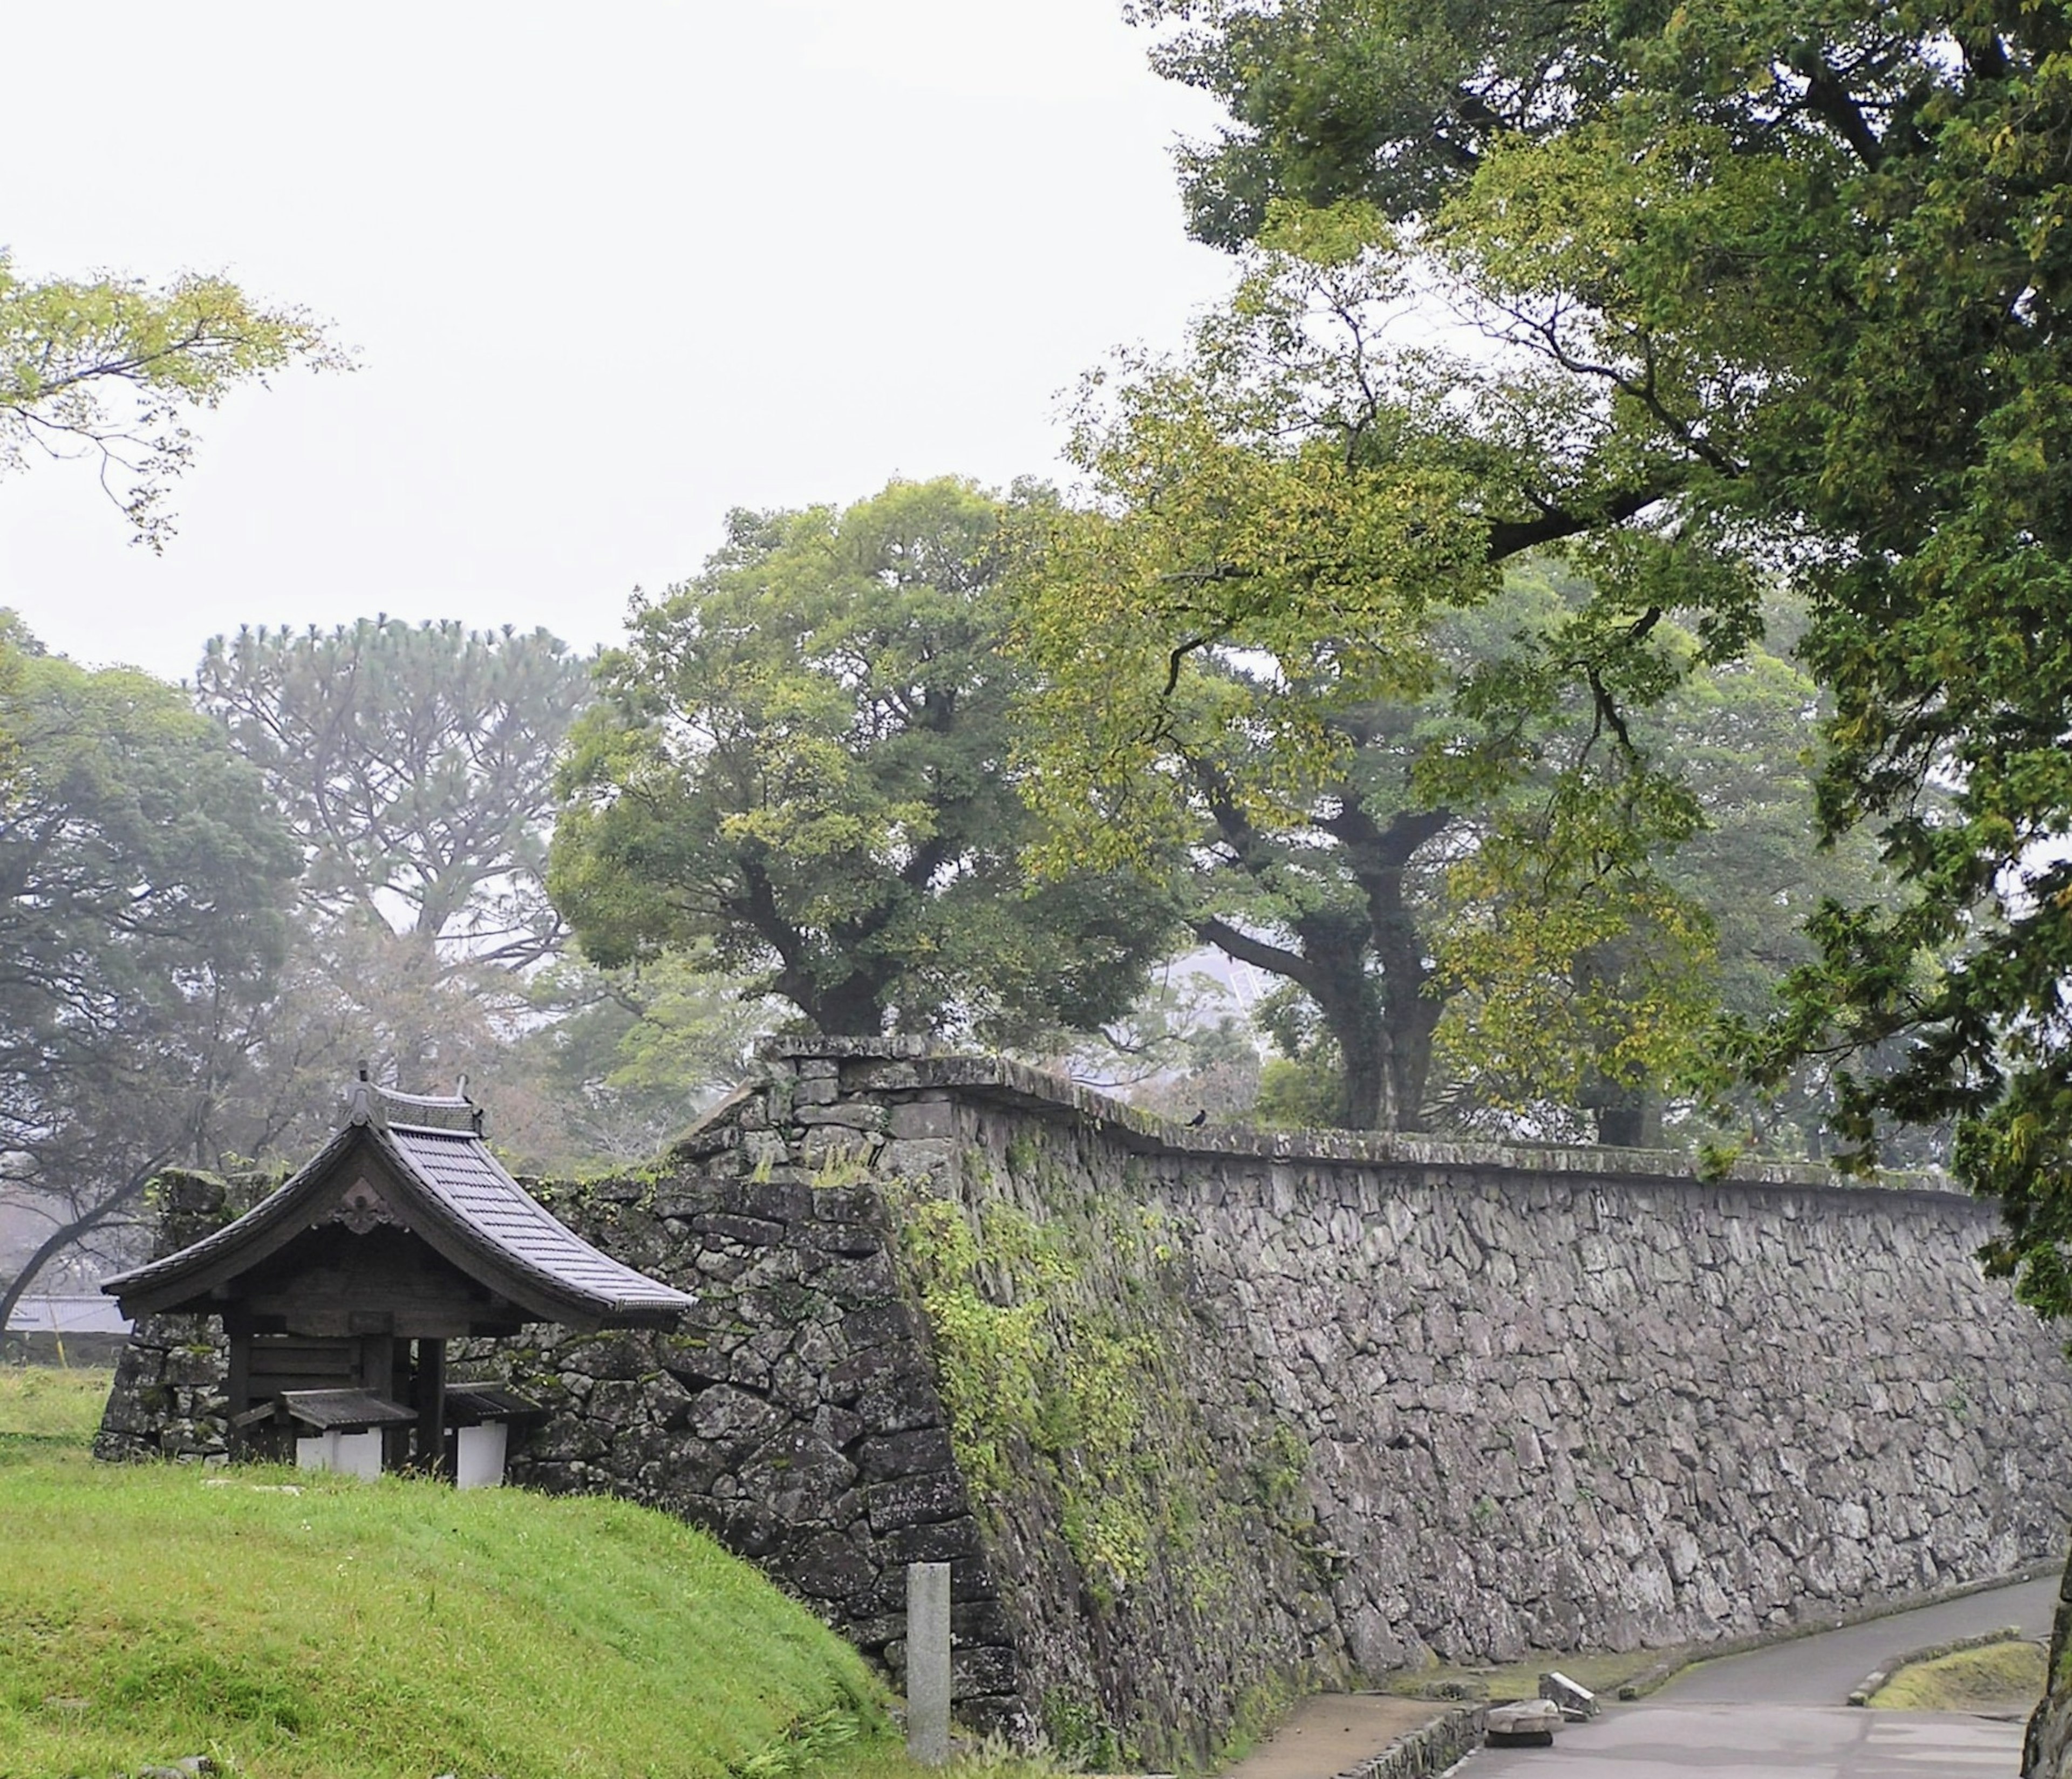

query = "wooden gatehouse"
[[103, 1074, 692, 1484]]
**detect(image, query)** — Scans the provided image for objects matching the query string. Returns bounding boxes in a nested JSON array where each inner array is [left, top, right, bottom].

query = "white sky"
[[0, 1, 1235, 683]]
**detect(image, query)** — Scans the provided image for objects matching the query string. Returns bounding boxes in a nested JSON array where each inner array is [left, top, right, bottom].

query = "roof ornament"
[[346, 1060, 378, 1128]]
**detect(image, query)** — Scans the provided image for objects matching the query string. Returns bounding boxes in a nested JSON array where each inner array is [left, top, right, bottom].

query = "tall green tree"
[[1106, 2, 2072, 1261], [1015, 225, 1746, 1136], [0, 622, 298, 1329], [552, 478, 1182, 1042], [0, 250, 338, 546]]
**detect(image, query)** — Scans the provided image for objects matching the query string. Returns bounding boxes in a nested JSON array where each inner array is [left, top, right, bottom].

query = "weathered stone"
[[951, 1645, 1020, 1696], [1539, 1670, 1598, 1719], [881, 1138, 958, 1179], [888, 1098, 957, 1141], [1487, 1699, 1560, 1746], [692, 1212, 787, 1246], [801, 1126, 881, 1171], [742, 1429, 858, 1523], [792, 1530, 877, 1600], [797, 1101, 889, 1133], [808, 1221, 885, 1258], [862, 1467, 966, 1532], [857, 1427, 955, 1482], [730, 1178, 813, 1223], [686, 1385, 786, 1457], [885, 1518, 984, 1563]]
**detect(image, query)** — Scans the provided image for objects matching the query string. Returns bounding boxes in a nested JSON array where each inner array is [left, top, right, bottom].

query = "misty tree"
[[0, 621, 298, 1328], [192, 617, 592, 1149]]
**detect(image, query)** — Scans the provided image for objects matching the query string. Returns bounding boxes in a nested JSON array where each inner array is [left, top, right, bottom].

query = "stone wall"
[[98, 1042, 2072, 1771], [94, 1170, 240, 1464]]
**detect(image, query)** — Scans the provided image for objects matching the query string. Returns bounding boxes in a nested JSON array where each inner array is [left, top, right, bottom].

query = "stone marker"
[[1539, 1670, 1599, 1719], [1486, 1699, 1563, 1748], [906, 1560, 952, 1766]]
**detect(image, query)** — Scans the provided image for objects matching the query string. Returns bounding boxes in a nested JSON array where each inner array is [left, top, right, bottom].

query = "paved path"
[[1659, 1578, 2056, 1707], [1219, 1695, 1447, 1779], [1460, 1579, 2056, 1779]]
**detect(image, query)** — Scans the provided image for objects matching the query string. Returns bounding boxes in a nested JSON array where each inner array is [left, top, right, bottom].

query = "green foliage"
[[0, 631, 299, 1316], [894, 1187, 1185, 1606], [553, 477, 1181, 1044], [0, 250, 340, 546], [1867, 1639, 2045, 1712], [0, 1367, 112, 1448], [512, 949, 777, 1169], [1251, 1055, 1345, 1132], [1007, 185, 1759, 1136], [189, 616, 700, 1173], [891, 1158, 1324, 1747]]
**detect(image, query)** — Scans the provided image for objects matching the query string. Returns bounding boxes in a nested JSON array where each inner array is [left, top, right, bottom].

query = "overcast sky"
[[0, 2, 1235, 683]]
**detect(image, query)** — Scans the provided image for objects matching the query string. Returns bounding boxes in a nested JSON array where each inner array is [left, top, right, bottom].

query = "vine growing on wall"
[[890, 1154, 1320, 1619]]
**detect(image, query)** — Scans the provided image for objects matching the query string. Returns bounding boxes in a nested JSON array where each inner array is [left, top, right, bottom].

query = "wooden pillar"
[[223, 1312, 251, 1420], [357, 1333, 404, 1471], [415, 1338, 448, 1480], [223, 1311, 255, 1458]]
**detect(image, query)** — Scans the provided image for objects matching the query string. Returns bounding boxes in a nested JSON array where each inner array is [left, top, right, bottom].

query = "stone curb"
[[1614, 1564, 2059, 1700], [1846, 1624, 2027, 1706], [1330, 1705, 1485, 1779]]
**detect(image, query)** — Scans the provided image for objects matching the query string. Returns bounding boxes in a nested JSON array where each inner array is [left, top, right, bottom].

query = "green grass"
[[0, 1364, 111, 1444], [0, 1367, 959, 1779], [1866, 1640, 2047, 1713]]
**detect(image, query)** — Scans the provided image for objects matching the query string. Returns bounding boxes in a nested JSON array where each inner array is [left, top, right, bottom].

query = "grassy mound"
[[0, 1369, 903, 1779], [1866, 1639, 2047, 1713]]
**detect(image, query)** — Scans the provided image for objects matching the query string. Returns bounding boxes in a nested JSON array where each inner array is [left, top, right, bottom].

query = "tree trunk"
[[0, 1176, 151, 1342], [1304, 925, 1394, 1130], [805, 975, 892, 1038], [1327, 801, 1454, 1134], [1333, 1014, 1393, 1130], [1587, 1082, 1661, 1148]]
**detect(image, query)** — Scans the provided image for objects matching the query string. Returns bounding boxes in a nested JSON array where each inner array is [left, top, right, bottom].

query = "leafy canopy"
[[0, 251, 340, 546], [196, 618, 589, 965], [0, 621, 298, 1322], [552, 478, 1181, 1042]]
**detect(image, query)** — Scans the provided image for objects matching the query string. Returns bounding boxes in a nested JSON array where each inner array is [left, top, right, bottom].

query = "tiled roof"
[[281, 1388, 416, 1430], [374, 1120, 690, 1318], [102, 1081, 693, 1330]]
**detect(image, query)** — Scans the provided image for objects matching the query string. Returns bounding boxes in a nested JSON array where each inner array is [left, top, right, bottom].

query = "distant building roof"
[[102, 1079, 693, 1331], [6, 1296, 132, 1335]]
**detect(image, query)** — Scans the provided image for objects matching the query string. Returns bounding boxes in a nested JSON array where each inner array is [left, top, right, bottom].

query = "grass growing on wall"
[[0, 1368, 906, 1779]]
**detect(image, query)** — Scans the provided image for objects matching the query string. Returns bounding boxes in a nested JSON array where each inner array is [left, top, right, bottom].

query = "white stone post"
[[905, 1559, 952, 1765]]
